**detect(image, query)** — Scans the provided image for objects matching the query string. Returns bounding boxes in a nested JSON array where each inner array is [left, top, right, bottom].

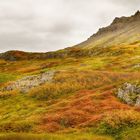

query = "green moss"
[[118, 126, 140, 140], [0, 73, 18, 83]]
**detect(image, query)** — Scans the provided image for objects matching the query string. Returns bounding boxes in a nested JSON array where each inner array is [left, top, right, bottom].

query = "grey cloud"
[[113, 0, 140, 5]]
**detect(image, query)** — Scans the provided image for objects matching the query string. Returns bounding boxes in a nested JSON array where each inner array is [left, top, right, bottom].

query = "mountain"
[[0, 11, 140, 61], [0, 11, 140, 140], [75, 10, 140, 48]]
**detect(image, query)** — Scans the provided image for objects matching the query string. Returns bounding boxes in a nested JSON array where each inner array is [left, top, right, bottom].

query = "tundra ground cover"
[[0, 42, 140, 139]]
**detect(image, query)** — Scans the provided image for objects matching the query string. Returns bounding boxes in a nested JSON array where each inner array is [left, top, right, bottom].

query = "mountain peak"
[[90, 10, 140, 38], [134, 10, 140, 16], [111, 10, 140, 25]]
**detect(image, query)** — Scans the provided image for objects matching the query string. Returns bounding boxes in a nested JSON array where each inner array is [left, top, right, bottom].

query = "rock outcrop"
[[1, 71, 55, 93], [117, 82, 140, 107]]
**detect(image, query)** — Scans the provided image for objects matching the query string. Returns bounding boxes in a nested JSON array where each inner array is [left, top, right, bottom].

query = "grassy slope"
[[0, 41, 140, 139], [0, 133, 114, 140]]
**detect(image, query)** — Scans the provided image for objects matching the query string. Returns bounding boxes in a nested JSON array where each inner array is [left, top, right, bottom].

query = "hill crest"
[[0, 11, 140, 61]]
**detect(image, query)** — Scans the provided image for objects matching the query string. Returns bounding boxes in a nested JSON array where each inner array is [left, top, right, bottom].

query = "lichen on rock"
[[117, 82, 140, 107], [1, 71, 55, 93]]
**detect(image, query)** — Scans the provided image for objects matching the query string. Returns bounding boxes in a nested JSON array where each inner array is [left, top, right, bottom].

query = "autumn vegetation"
[[0, 12, 140, 139]]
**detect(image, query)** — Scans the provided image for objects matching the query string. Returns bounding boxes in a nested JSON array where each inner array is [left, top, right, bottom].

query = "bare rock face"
[[117, 82, 140, 107], [2, 71, 55, 93]]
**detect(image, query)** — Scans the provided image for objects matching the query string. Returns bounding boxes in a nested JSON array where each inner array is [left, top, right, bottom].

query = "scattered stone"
[[117, 82, 140, 107], [1, 71, 55, 93], [134, 64, 140, 68]]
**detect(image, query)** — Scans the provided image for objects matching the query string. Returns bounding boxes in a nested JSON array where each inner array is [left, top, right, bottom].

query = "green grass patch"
[[96, 110, 140, 139], [118, 126, 140, 140], [0, 133, 114, 140], [0, 73, 18, 84]]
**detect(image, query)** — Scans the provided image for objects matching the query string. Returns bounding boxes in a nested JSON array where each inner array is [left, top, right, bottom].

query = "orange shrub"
[[0, 90, 18, 99], [98, 110, 140, 135]]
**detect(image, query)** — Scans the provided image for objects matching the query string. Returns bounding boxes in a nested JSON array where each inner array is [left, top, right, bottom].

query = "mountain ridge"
[[91, 10, 140, 37], [0, 11, 140, 61], [74, 10, 140, 48]]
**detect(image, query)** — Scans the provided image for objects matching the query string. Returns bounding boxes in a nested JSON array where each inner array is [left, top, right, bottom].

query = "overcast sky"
[[0, 0, 139, 52]]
